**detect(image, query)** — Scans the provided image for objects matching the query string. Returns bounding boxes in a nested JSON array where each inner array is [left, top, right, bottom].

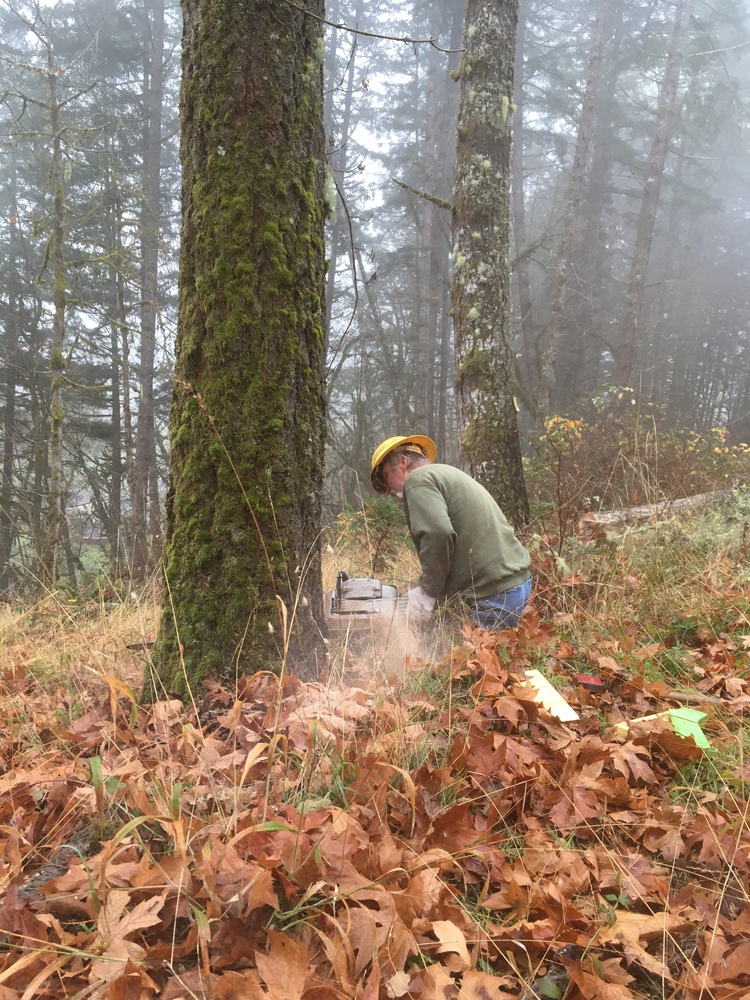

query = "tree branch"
[[280, 0, 463, 54], [391, 177, 453, 212]]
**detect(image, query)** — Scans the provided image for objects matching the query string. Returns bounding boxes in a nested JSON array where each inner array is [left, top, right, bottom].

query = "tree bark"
[[538, 0, 612, 413], [452, 0, 530, 527], [617, 0, 692, 386], [152, 0, 328, 694]]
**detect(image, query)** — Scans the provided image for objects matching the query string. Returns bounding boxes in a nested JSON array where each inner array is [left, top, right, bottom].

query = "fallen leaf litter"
[[0, 613, 749, 999]]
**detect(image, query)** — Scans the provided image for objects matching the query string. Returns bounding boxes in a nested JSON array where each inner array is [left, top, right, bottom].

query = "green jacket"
[[403, 464, 531, 600]]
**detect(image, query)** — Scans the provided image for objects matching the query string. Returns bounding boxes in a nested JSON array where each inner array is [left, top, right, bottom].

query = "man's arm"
[[404, 482, 456, 597]]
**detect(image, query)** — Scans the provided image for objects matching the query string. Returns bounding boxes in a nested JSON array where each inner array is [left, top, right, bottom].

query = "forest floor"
[[2, 505, 750, 1000]]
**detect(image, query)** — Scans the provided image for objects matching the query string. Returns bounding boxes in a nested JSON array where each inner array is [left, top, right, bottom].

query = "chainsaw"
[[325, 571, 407, 633]]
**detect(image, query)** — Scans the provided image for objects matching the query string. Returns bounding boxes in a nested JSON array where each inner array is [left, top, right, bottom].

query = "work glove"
[[408, 586, 436, 621]]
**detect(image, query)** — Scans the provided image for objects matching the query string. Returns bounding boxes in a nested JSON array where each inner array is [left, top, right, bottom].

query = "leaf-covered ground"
[[2, 593, 750, 1000]]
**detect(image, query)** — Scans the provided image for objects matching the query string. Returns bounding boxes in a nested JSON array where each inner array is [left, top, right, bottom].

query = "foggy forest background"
[[0, 0, 748, 590]]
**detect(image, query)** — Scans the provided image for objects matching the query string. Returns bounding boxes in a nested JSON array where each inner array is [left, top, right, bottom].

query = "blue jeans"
[[469, 578, 532, 631]]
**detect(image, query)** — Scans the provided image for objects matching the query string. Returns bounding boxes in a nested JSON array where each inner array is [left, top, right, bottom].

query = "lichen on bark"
[[150, 0, 327, 696], [451, 0, 530, 528]]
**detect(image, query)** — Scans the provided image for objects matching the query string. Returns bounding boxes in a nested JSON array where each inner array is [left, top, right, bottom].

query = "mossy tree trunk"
[[151, 0, 327, 695], [451, 0, 530, 527]]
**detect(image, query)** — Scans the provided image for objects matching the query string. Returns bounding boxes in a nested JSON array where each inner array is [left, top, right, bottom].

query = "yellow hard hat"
[[370, 435, 437, 493]]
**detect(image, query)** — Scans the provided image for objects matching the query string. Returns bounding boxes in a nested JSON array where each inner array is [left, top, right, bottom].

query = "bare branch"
[[280, 0, 464, 54]]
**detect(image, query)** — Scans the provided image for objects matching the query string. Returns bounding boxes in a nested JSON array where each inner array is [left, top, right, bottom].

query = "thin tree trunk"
[[355, 247, 409, 426], [617, 0, 693, 385], [62, 512, 78, 588], [105, 153, 124, 573], [510, 0, 536, 390], [109, 298, 122, 572], [415, 8, 445, 433], [29, 315, 47, 570], [435, 0, 463, 462], [437, 271, 453, 461], [134, 0, 165, 578], [323, 0, 339, 135], [538, 0, 613, 412], [41, 46, 66, 587], [325, 0, 361, 339], [0, 188, 20, 592], [452, 0, 529, 527], [555, 9, 625, 406]]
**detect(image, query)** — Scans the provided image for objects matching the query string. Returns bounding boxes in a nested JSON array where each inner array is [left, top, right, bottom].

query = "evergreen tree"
[[151, 0, 328, 693], [452, 0, 530, 526]]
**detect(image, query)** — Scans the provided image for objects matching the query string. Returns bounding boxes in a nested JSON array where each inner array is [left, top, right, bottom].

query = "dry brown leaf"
[[596, 910, 693, 980], [458, 969, 518, 998], [610, 743, 655, 785], [432, 919, 472, 972], [161, 969, 218, 1000], [213, 970, 268, 1000], [254, 930, 309, 1000], [421, 963, 458, 999], [89, 890, 166, 983], [386, 970, 412, 998], [632, 643, 662, 661]]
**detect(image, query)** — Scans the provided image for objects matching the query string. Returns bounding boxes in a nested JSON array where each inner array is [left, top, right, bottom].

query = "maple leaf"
[[89, 890, 166, 983]]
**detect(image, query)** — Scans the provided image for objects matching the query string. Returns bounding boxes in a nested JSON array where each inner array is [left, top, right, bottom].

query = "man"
[[370, 436, 531, 629]]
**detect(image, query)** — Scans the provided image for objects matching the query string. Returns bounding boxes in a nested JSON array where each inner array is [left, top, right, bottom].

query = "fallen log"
[[578, 488, 734, 533]]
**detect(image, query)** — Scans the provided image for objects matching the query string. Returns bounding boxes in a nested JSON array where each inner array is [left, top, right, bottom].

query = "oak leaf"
[[421, 963, 458, 999], [432, 919, 472, 972], [458, 969, 518, 998], [161, 969, 219, 1000], [610, 743, 655, 785], [596, 910, 693, 980], [254, 930, 309, 1000], [213, 970, 268, 1000], [386, 970, 412, 998]]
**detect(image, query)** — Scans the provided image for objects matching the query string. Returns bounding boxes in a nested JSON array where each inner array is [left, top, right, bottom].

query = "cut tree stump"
[[578, 488, 734, 533]]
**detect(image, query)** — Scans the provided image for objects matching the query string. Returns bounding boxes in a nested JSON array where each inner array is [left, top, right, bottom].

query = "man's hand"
[[408, 586, 437, 621]]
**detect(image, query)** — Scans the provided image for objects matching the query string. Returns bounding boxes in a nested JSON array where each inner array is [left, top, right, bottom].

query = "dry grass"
[[0, 588, 158, 695]]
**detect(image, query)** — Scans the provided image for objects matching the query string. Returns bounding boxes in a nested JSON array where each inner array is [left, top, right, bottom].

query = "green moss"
[[150, 0, 328, 696]]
